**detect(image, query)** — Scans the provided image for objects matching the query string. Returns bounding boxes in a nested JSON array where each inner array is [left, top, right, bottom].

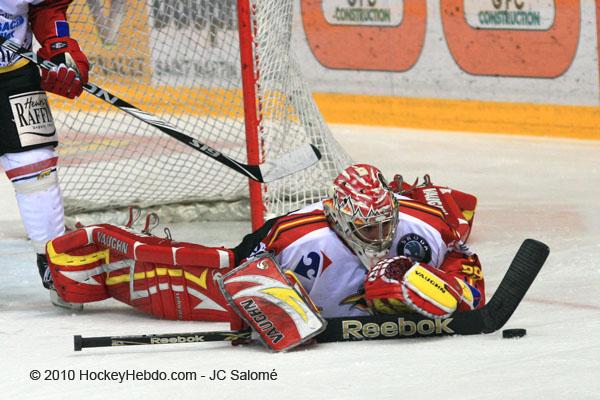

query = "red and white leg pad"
[[47, 223, 235, 321]]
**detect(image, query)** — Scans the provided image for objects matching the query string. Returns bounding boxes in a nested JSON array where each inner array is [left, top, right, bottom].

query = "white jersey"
[[0, 0, 43, 67], [261, 199, 457, 318]]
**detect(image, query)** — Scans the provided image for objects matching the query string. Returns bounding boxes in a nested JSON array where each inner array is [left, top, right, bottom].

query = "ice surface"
[[1, 126, 599, 399]]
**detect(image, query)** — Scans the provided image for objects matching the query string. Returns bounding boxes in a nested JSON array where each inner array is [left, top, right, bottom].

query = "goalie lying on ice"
[[46, 164, 485, 350]]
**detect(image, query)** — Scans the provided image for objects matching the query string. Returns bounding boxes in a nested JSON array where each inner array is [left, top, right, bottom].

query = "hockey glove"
[[364, 256, 469, 318], [390, 174, 477, 242], [38, 37, 89, 99]]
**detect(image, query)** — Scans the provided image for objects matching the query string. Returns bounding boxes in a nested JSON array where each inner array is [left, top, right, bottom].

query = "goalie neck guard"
[[324, 164, 398, 269]]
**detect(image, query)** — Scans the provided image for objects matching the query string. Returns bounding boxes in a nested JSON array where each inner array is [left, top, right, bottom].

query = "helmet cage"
[[326, 164, 399, 269]]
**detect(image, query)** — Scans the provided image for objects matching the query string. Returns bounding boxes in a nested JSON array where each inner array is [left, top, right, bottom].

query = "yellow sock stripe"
[[46, 241, 110, 267], [267, 215, 327, 247]]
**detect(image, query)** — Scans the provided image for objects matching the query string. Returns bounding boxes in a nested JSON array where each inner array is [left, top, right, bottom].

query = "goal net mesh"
[[50, 0, 352, 224]]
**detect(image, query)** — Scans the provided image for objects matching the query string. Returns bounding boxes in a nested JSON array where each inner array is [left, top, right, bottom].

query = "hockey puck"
[[502, 328, 527, 339]]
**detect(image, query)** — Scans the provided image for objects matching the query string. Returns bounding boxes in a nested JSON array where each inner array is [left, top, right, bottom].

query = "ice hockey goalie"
[[45, 167, 482, 350]]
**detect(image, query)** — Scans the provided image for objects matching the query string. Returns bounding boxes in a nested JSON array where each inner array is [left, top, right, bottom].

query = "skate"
[[37, 254, 84, 311]]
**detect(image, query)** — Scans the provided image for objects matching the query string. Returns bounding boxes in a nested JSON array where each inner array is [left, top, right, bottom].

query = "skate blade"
[[49, 288, 84, 311]]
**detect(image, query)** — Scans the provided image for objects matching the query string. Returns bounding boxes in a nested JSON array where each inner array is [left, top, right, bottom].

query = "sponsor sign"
[[397, 234, 432, 263], [301, 0, 426, 71], [322, 0, 404, 27], [440, 0, 579, 77], [9, 91, 57, 146], [464, 0, 555, 30]]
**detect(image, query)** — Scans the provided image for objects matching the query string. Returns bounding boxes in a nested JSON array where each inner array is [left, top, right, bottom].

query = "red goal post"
[[238, 0, 263, 229]]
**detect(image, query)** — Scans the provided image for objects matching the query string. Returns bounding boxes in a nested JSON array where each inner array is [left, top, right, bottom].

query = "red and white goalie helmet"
[[324, 164, 399, 269]]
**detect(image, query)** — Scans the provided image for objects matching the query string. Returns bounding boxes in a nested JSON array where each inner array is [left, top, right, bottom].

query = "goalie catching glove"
[[390, 174, 477, 242], [364, 256, 478, 318], [218, 254, 326, 352]]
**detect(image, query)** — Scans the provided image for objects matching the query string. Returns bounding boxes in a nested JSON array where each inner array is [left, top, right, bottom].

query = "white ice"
[[1, 126, 599, 399]]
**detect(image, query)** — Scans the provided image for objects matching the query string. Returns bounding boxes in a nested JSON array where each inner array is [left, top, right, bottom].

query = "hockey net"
[[50, 0, 351, 227]]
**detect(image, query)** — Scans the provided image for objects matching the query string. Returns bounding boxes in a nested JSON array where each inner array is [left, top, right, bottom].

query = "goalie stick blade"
[[478, 238, 550, 333], [259, 144, 322, 183]]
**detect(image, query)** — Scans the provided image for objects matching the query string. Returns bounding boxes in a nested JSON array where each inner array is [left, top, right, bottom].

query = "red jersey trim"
[[399, 200, 458, 243], [398, 199, 446, 220], [266, 212, 328, 250]]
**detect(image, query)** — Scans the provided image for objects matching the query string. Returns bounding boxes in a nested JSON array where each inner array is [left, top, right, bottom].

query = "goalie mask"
[[324, 164, 398, 269]]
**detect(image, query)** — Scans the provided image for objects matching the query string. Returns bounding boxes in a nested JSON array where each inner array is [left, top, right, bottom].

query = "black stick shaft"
[[74, 330, 251, 351]]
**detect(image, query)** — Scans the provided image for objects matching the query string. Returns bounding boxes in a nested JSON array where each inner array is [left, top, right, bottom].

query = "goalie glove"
[[37, 36, 89, 99], [390, 174, 477, 242], [364, 256, 475, 318], [218, 254, 326, 352]]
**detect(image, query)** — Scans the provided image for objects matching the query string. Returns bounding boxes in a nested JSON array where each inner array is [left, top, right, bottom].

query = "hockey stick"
[[73, 239, 549, 351], [0, 37, 321, 183], [74, 330, 252, 351]]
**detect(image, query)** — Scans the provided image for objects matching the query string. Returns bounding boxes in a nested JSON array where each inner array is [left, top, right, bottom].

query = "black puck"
[[502, 328, 527, 339]]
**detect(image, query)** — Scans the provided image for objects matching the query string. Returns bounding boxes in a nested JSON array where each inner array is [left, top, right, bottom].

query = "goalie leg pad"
[[46, 229, 111, 303], [218, 254, 326, 352], [47, 224, 233, 321]]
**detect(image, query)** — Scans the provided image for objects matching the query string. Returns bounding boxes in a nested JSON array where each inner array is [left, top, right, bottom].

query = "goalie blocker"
[[218, 254, 326, 352]]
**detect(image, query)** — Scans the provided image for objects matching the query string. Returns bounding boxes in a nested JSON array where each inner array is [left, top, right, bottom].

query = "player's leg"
[[0, 62, 72, 307]]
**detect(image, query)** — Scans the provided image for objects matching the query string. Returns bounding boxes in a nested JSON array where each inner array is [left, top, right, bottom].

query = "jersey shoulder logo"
[[294, 251, 332, 279], [396, 233, 432, 263]]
